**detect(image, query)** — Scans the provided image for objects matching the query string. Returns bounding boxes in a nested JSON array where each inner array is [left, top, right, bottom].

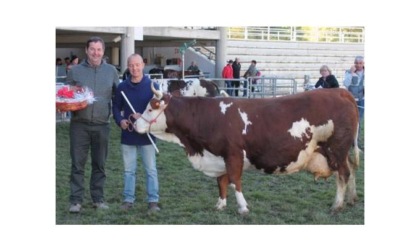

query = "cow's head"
[[134, 83, 169, 135]]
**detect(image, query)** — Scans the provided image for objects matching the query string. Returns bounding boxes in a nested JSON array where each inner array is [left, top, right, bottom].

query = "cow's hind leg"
[[346, 160, 358, 205], [332, 165, 350, 213], [215, 174, 229, 210]]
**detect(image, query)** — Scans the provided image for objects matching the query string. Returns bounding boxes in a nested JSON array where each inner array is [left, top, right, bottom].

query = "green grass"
[[56, 119, 364, 225]]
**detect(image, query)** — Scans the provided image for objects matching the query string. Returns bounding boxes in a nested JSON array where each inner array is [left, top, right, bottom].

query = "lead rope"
[[121, 91, 160, 154]]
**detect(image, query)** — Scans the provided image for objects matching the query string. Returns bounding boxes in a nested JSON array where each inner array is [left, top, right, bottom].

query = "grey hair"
[[127, 53, 143, 64], [354, 56, 364, 63]]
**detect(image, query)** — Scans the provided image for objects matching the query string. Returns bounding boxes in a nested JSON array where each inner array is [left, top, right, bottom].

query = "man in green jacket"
[[66, 36, 119, 213]]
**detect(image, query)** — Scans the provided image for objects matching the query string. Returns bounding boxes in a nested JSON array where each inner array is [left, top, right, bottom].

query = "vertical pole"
[[121, 27, 135, 74], [216, 27, 227, 80], [111, 47, 119, 66], [182, 53, 185, 79]]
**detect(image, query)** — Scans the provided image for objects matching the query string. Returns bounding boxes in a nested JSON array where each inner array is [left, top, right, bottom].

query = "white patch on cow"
[[180, 79, 207, 97], [238, 109, 252, 135], [153, 132, 184, 147], [288, 118, 311, 140], [135, 109, 185, 148], [306, 152, 332, 180], [215, 197, 227, 210], [284, 120, 334, 176], [235, 191, 249, 214], [188, 150, 226, 177], [219, 101, 233, 115]]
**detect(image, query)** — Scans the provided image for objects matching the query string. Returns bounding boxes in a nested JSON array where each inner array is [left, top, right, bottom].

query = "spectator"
[[66, 55, 79, 72], [243, 60, 258, 96], [122, 68, 130, 81], [222, 60, 234, 96], [56, 58, 63, 66], [64, 57, 71, 66], [315, 65, 339, 88], [66, 36, 120, 213], [112, 54, 161, 213], [343, 56, 364, 119], [187, 61, 200, 72], [232, 58, 241, 96]]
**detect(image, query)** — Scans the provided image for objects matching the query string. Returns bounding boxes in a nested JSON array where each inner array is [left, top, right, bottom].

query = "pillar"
[[120, 27, 135, 73], [215, 27, 227, 79], [111, 47, 119, 66]]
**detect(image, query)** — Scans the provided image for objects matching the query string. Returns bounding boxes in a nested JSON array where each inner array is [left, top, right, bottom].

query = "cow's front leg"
[[215, 174, 229, 210], [225, 155, 249, 215]]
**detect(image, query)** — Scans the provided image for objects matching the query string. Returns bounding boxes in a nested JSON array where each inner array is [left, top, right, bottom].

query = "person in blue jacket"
[[112, 54, 161, 213]]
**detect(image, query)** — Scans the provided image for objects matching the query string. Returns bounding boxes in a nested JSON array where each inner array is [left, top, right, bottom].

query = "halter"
[[135, 96, 170, 134]]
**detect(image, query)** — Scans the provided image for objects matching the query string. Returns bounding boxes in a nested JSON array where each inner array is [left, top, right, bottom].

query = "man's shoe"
[[120, 202, 133, 211], [148, 202, 161, 213], [69, 203, 81, 213], [92, 202, 109, 210]]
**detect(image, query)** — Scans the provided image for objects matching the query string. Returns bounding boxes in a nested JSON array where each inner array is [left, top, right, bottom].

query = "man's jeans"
[[69, 122, 110, 204], [357, 99, 364, 119], [225, 81, 233, 96], [121, 144, 159, 203]]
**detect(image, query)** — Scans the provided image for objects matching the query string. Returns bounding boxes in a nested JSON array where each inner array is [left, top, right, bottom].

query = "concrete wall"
[[227, 40, 364, 85], [141, 46, 216, 77]]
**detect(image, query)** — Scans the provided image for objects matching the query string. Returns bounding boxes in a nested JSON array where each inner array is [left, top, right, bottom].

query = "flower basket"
[[56, 99, 88, 112], [56, 85, 95, 112]]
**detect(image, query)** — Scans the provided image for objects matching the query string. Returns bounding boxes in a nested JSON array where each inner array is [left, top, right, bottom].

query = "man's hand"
[[120, 119, 129, 130], [350, 65, 356, 74], [132, 113, 141, 120]]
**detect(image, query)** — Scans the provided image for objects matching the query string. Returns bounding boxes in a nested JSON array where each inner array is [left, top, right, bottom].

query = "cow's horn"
[[151, 83, 163, 99]]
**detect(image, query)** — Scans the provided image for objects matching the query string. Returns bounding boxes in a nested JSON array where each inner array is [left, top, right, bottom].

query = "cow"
[[135, 85, 360, 215], [152, 78, 226, 97]]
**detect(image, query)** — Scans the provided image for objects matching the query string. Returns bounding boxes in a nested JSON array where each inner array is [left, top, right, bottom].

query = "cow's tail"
[[349, 123, 360, 170]]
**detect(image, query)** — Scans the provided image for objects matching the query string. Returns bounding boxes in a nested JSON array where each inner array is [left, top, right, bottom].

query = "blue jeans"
[[225, 81, 233, 96], [242, 80, 248, 97], [357, 99, 364, 120], [121, 144, 159, 203]]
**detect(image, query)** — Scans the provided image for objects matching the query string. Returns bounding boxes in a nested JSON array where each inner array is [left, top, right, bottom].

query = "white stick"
[[121, 91, 136, 113], [120, 91, 160, 154]]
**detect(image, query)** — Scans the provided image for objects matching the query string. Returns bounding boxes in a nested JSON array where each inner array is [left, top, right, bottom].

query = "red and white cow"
[[136, 85, 360, 214]]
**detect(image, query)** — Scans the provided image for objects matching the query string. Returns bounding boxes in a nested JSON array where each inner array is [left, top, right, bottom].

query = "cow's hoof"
[[347, 196, 359, 206], [215, 205, 226, 211], [238, 207, 249, 215], [215, 198, 227, 211], [330, 205, 344, 214]]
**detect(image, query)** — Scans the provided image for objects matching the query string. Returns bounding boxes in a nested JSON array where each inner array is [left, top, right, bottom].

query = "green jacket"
[[66, 60, 119, 124]]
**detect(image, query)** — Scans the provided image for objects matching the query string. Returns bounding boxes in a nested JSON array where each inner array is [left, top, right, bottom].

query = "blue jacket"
[[112, 76, 159, 146]]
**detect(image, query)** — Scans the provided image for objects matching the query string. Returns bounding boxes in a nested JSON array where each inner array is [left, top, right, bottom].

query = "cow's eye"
[[148, 109, 152, 112]]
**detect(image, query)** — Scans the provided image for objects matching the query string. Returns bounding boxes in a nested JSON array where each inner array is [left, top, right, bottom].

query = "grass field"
[[56, 120, 364, 225]]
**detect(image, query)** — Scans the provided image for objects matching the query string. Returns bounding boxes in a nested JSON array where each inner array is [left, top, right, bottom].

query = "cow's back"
[[238, 88, 358, 173]]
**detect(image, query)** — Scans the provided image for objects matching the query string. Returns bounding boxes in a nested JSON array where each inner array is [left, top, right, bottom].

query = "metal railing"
[[247, 77, 298, 98], [228, 26, 364, 43], [206, 77, 297, 98], [145, 76, 298, 99]]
